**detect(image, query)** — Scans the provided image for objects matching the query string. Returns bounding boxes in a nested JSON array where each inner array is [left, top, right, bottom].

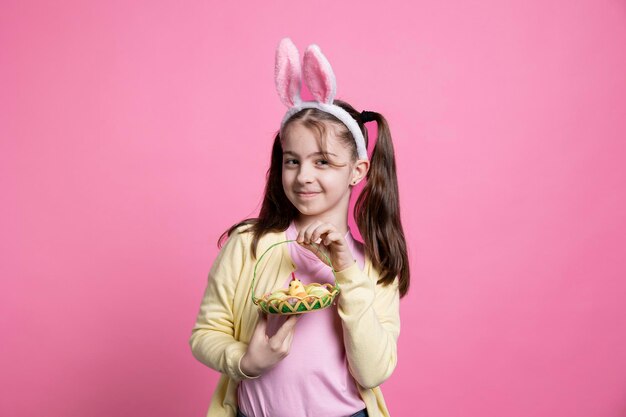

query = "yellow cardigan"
[[189, 225, 401, 417]]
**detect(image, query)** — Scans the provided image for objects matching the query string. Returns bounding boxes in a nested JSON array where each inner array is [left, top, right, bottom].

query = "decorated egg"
[[267, 291, 287, 302], [307, 286, 331, 298], [286, 296, 300, 305]]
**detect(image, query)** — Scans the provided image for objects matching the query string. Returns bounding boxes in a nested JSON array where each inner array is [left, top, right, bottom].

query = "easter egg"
[[286, 296, 300, 305], [307, 286, 331, 298], [267, 291, 287, 302]]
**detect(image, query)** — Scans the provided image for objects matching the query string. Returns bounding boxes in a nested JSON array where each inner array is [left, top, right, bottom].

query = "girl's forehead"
[[281, 122, 348, 155]]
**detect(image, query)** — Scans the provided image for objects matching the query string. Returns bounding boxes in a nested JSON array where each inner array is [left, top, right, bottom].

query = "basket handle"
[[251, 239, 339, 304]]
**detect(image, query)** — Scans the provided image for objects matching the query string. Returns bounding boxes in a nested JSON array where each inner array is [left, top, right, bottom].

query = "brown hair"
[[218, 99, 410, 297]]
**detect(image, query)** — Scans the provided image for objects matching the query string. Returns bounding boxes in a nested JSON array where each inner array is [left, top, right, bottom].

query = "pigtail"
[[354, 112, 410, 297]]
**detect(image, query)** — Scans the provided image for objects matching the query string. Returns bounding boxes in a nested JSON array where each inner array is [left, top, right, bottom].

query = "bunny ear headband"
[[275, 37, 369, 160]]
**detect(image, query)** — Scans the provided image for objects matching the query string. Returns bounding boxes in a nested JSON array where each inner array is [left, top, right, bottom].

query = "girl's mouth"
[[297, 192, 320, 198]]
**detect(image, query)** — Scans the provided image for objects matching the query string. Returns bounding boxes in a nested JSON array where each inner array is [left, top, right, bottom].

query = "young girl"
[[189, 38, 410, 417]]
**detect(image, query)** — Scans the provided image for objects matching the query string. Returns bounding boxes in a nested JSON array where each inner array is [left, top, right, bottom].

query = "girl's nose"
[[296, 164, 314, 183]]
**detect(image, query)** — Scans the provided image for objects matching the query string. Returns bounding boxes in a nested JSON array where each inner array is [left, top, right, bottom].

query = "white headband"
[[275, 38, 369, 160]]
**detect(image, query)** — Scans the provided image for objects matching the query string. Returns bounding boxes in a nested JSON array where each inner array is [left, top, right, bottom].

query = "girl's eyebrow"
[[282, 151, 337, 158]]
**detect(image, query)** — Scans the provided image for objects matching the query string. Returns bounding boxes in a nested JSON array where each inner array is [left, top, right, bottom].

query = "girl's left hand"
[[296, 221, 356, 272]]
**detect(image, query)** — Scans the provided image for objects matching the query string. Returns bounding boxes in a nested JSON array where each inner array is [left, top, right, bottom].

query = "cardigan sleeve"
[[188, 227, 260, 381], [335, 261, 401, 389]]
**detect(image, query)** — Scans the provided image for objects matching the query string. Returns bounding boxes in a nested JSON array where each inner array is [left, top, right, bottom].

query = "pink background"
[[2, 1, 626, 416]]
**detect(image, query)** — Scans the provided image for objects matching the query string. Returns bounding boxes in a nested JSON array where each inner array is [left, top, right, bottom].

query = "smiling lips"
[[296, 191, 320, 198]]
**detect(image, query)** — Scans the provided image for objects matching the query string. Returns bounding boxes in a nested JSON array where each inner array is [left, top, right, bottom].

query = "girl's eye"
[[283, 159, 329, 167]]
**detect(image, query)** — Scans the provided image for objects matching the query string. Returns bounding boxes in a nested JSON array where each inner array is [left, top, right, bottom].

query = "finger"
[[296, 221, 319, 243], [282, 325, 295, 350], [297, 221, 322, 244], [319, 230, 343, 247], [296, 225, 309, 244], [310, 226, 347, 251], [308, 230, 344, 255], [297, 224, 310, 243], [303, 221, 324, 243], [273, 314, 299, 344], [309, 223, 336, 245]]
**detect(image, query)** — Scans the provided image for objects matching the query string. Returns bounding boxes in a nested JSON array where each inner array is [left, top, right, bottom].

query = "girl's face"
[[281, 121, 359, 227]]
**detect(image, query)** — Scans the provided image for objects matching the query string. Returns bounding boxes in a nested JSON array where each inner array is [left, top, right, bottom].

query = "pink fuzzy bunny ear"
[[302, 44, 337, 104], [275, 38, 302, 107]]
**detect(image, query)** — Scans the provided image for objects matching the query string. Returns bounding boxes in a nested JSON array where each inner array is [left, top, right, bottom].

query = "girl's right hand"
[[239, 311, 300, 377]]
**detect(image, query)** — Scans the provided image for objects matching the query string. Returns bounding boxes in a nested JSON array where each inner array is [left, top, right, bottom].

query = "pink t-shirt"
[[237, 221, 366, 417]]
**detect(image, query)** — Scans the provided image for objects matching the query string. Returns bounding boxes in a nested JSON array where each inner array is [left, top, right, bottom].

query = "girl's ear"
[[275, 37, 303, 107], [302, 44, 337, 105], [351, 159, 370, 185]]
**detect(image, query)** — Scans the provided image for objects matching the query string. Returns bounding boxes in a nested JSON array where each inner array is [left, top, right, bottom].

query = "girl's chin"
[[292, 205, 325, 216]]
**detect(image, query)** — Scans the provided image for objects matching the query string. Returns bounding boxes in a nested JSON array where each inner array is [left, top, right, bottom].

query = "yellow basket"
[[251, 240, 340, 315]]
